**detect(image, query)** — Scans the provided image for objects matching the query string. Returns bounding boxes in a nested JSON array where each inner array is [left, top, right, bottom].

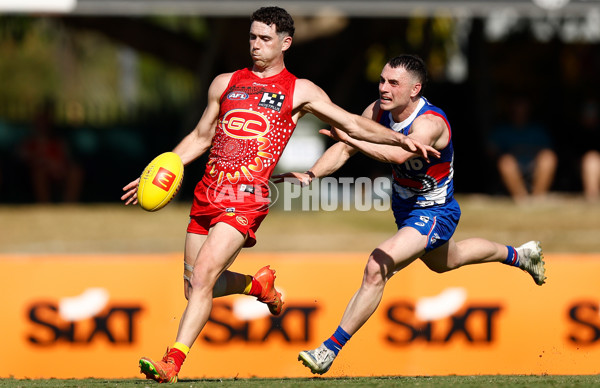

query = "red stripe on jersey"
[[426, 162, 451, 183], [422, 110, 452, 146], [392, 162, 451, 187], [395, 178, 423, 189], [375, 105, 385, 122]]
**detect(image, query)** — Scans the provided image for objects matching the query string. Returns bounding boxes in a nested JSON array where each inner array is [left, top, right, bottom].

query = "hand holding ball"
[[137, 152, 184, 211]]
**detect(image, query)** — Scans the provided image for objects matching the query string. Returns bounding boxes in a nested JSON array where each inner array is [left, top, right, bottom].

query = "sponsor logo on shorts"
[[239, 184, 254, 194], [236, 216, 249, 226]]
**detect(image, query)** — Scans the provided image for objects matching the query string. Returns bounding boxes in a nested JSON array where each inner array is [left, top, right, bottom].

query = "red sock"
[[248, 277, 263, 297], [167, 348, 186, 371]]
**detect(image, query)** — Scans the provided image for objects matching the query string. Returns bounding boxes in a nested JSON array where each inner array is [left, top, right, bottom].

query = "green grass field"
[[2, 375, 600, 387], [1, 194, 600, 254]]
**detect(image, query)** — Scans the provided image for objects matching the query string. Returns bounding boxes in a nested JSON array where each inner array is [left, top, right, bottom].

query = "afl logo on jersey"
[[221, 109, 270, 139], [227, 91, 249, 100]]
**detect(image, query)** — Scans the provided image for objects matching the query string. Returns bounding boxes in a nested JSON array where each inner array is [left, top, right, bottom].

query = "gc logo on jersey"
[[259, 92, 285, 112], [221, 109, 271, 139]]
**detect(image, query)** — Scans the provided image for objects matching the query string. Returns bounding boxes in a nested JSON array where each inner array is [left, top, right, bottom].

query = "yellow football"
[[137, 152, 184, 212]]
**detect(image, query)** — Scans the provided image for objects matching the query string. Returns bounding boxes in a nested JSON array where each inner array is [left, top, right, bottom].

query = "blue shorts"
[[392, 197, 461, 252]]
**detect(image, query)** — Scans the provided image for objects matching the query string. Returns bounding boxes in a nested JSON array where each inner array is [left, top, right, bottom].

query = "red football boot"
[[139, 348, 180, 383], [253, 265, 284, 315]]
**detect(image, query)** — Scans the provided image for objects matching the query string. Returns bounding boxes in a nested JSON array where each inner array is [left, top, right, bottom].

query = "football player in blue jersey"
[[275, 54, 546, 375]]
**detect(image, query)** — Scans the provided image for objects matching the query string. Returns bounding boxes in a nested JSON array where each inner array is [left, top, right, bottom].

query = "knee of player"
[[446, 256, 465, 271], [188, 268, 218, 294], [497, 154, 519, 172], [362, 259, 389, 288]]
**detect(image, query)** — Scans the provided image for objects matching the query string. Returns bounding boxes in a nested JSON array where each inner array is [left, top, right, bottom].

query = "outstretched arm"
[[323, 109, 449, 165], [272, 141, 357, 185], [293, 79, 439, 160]]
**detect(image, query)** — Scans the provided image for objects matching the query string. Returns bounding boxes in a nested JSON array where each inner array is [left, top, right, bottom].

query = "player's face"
[[249, 21, 290, 68], [378, 64, 419, 112]]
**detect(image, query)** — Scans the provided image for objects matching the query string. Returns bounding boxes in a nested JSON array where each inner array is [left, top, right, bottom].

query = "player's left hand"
[[399, 137, 440, 162]]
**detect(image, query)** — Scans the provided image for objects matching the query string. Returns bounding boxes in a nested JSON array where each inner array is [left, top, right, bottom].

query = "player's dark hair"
[[251, 6, 295, 38], [387, 54, 428, 96]]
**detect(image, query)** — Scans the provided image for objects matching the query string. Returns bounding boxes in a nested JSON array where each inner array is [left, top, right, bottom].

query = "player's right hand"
[[121, 177, 140, 205]]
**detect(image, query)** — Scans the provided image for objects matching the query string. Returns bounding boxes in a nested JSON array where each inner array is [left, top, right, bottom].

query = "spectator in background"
[[488, 96, 557, 203], [19, 100, 83, 202], [575, 99, 600, 202]]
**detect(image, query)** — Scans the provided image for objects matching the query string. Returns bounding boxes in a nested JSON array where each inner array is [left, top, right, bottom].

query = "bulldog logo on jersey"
[[258, 92, 285, 112]]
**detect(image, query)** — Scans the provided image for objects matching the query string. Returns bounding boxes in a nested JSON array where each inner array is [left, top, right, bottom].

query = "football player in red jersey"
[[121, 7, 438, 383]]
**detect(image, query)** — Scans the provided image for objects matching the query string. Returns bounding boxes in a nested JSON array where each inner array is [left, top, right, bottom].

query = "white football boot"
[[516, 240, 546, 285], [298, 344, 337, 375]]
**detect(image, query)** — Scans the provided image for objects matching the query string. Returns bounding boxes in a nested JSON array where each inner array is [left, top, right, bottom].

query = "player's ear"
[[411, 83, 422, 98], [281, 35, 292, 52]]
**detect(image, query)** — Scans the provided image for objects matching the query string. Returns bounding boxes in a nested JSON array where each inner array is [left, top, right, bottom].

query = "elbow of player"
[[344, 116, 367, 136], [339, 123, 359, 139], [197, 136, 213, 150]]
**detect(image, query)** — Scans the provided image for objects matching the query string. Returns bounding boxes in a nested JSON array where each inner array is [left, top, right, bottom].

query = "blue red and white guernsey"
[[376, 97, 454, 211]]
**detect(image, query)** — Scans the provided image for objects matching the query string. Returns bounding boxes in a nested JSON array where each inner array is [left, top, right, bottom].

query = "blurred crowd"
[[486, 94, 599, 203]]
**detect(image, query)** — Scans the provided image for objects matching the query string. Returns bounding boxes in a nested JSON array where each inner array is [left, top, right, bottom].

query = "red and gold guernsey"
[[192, 67, 298, 216]]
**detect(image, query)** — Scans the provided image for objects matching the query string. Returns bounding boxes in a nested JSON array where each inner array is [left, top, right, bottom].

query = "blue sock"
[[323, 326, 351, 355], [503, 246, 520, 267]]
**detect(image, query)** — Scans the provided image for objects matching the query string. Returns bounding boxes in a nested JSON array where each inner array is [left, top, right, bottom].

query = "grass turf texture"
[[2, 376, 600, 387], [1, 194, 599, 254]]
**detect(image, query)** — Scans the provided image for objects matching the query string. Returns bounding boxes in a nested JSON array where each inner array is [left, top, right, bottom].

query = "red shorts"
[[187, 180, 269, 248]]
